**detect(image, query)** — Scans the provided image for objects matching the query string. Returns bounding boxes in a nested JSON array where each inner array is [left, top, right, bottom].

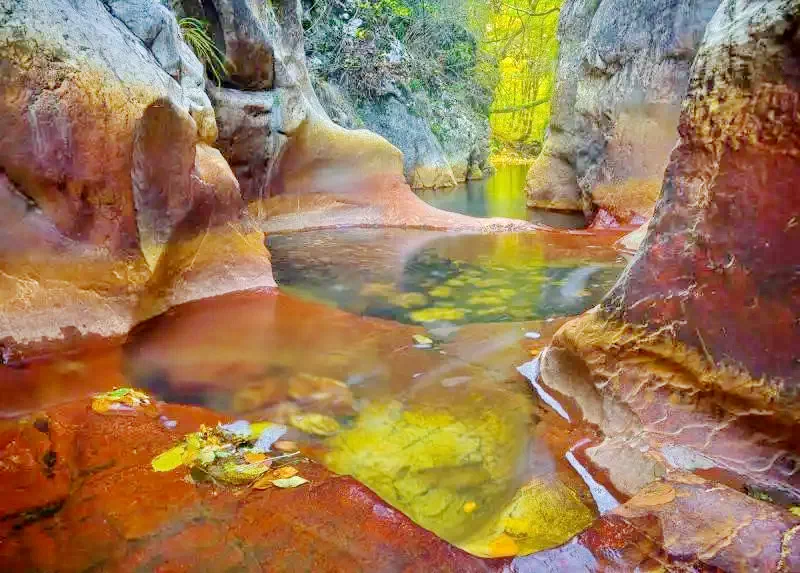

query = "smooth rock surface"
[[0, 0, 273, 352], [526, 0, 721, 223]]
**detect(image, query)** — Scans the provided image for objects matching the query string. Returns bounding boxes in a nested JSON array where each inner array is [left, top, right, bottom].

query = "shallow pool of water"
[[268, 229, 626, 325], [3, 224, 628, 558], [415, 164, 586, 228]]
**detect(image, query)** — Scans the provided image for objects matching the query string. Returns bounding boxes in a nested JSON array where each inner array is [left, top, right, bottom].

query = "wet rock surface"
[[526, 0, 721, 222], [2, 284, 799, 570], [0, 0, 273, 351], [535, 0, 800, 546], [0, 398, 507, 572], [515, 473, 800, 572]]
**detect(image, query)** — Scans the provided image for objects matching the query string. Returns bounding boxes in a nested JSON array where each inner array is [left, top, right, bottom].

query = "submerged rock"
[[0, 397, 507, 572], [526, 0, 721, 223]]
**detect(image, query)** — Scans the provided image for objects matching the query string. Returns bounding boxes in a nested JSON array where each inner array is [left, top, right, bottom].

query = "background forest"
[[301, 0, 562, 167]]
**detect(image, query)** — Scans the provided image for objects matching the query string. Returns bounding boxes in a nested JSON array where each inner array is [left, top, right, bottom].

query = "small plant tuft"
[[179, 17, 227, 86]]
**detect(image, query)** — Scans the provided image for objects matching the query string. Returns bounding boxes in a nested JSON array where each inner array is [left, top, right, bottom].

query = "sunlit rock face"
[[175, 0, 533, 234], [526, 0, 721, 224], [0, 0, 273, 352], [543, 0, 800, 504]]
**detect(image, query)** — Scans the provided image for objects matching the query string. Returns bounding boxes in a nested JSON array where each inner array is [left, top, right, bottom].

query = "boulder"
[[360, 96, 457, 189], [526, 0, 721, 223], [539, 0, 800, 502], [0, 0, 273, 353]]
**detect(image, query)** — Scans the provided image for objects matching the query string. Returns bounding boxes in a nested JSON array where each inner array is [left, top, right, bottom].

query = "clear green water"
[[415, 164, 586, 228], [267, 229, 625, 325]]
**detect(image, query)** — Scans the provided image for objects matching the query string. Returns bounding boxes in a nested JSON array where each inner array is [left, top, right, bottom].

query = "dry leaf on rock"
[[272, 476, 309, 488]]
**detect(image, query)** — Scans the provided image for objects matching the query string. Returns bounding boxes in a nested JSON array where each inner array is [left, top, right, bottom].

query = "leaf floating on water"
[[463, 501, 477, 513], [290, 413, 340, 437], [272, 476, 309, 489], [412, 334, 434, 348], [151, 445, 187, 472]]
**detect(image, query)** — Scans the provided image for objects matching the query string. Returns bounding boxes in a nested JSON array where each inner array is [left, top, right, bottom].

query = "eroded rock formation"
[[0, 0, 274, 351], [173, 0, 530, 232], [539, 0, 800, 505], [526, 0, 721, 224]]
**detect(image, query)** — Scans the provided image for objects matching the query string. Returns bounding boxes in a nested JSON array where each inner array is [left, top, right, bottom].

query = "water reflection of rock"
[[120, 290, 600, 557], [270, 229, 626, 324]]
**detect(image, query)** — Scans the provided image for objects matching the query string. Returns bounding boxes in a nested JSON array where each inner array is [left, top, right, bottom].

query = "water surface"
[[268, 229, 625, 325], [415, 163, 586, 228]]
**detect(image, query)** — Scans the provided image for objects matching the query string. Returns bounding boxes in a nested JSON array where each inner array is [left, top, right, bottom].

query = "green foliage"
[[302, 0, 491, 113], [179, 17, 227, 86], [483, 0, 563, 154]]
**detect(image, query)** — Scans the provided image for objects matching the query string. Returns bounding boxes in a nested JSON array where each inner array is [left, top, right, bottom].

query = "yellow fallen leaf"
[[487, 534, 519, 557], [91, 388, 158, 417], [290, 413, 340, 437], [271, 466, 299, 479], [252, 475, 274, 490], [412, 334, 433, 347], [217, 461, 271, 484], [790, 506, 800, 517], [152, 445, 187, 472], [272, 476, 309, 488], [273, 440, 298, 452], [463, 501, 477, 513], [244, 452, 267, 464]]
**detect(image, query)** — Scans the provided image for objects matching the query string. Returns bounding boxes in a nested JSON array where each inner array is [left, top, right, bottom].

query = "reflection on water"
[[415, 164, 586, 228], [122, 292, 599, 557], [2, 224, 626, 557], [268, 229, 625, 324]]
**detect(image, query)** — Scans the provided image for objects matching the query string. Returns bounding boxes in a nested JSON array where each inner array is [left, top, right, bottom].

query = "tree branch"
[[489, 97, 550, 114], [496, 1, 560, 18]]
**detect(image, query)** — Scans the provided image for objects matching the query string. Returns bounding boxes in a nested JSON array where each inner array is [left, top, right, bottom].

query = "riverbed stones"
[[527, 0, 722, 223]]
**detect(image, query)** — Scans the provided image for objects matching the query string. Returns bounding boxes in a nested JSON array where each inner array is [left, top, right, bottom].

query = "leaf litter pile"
[[151, 419, 309, 490]]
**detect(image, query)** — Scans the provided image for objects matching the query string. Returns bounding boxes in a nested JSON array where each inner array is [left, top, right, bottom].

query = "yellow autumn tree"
[[481, 0, 562, 160]]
